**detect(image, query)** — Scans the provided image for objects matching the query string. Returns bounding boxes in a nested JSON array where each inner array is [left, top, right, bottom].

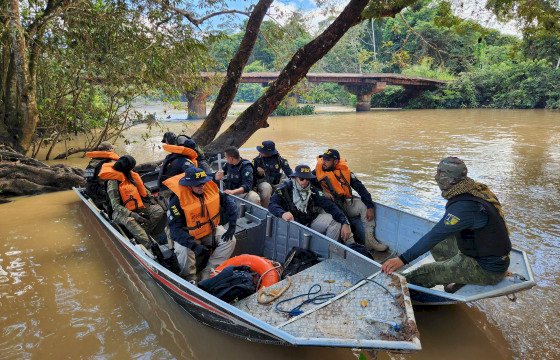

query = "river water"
[[1, 108, 559, 359]]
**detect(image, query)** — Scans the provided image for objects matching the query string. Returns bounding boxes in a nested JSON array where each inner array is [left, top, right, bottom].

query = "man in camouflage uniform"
[[104, 155, 165, 248], [382, 157, 511, 291]]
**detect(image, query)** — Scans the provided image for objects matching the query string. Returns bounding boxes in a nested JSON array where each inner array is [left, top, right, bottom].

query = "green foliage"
[[272, 104, 315, 116], [303, 83, 355, 106], [387, 60, 560, 109], [402, 57, 456, 80]]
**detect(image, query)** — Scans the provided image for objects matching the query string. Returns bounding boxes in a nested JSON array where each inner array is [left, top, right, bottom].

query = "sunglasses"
[[297, 177, 310, 182]]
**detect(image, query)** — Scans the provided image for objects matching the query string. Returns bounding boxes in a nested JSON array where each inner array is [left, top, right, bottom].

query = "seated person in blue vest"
[[382, 157, 512, 292], [84, 141, 119, 208], [164, 167, 238, 282], [253, 140, 293, 208], [312, 149, 387, 252], [99, 155, 165, 249], [269, 164, 354, 244], [214, 146, 261, 205], [158, 135, 199, 197]]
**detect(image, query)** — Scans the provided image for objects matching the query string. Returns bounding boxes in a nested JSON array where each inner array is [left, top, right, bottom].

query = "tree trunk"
[[7, 0, 40, 154], [203, 0, 370, 153], [191, 0, 274, 146]]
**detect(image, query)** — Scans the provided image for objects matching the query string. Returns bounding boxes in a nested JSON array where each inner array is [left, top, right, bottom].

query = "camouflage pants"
[[405, 236, 505, 288], [113, 204, 165, 248], [174, 224, 237, 282], [341, 197, 377, 249]]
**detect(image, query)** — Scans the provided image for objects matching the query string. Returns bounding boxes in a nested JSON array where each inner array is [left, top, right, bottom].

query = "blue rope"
[[275, 284, 335, 317]]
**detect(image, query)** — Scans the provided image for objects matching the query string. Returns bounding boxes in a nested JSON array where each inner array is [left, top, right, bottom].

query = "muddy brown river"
[[1, 108, 559, 359]]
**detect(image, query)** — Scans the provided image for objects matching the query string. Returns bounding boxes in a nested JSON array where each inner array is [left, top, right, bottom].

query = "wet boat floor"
[[234, 259, 410, 341]]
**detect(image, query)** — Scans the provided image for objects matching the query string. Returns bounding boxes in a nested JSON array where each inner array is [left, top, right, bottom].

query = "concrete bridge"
[[186, 72, 445, 118]]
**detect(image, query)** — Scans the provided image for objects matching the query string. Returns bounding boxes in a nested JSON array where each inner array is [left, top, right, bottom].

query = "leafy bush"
[[272, 104, 315, 116]]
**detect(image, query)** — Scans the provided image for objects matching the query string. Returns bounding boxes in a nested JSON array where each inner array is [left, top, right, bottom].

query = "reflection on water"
[[2, 108, 559, 359]]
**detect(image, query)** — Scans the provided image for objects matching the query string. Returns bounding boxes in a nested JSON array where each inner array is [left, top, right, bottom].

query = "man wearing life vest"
[[269, 164, 354, 244], [313, 149, 388, 252], [214, 146, 260, 205], [165, 166, 238, 282], [99, 155, 165, 248], [252, 140, 293, 208], [84, 141, 119, 208], [382, 157, 512, 292], [158, 135, 199, 196]]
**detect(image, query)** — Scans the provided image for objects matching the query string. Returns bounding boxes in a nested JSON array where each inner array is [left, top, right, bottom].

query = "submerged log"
[[0, 145, 85, 202]]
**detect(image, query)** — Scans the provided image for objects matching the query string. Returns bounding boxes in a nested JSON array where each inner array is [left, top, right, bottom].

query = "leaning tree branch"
[[154, 0, 251, 27]]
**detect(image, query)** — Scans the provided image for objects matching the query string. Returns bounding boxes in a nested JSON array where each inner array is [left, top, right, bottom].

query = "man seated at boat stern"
[[269, 164, 354, 245], [214, 146, 261, 205], [99, 155, 165, 249], [313, 148, 387, 252], [164, 166, 238, 282], [382, 157, 512, 292], [253, 140, 293, 208], [84, 141, 119, 209]]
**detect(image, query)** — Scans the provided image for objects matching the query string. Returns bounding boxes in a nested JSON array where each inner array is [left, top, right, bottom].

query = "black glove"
[[193, 244, 210, 273], [130, 212, 147, 224], [221, 225, 236, 242]]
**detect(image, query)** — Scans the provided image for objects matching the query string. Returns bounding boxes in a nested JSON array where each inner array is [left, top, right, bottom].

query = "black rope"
[[275, 284, 335, 317]]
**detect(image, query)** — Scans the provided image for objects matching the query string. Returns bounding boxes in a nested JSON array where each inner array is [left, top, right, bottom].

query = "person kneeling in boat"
[[158, 135, 199, 198], [313, 148, 387, 252], [269, 164, 354, 245], [214, 146, 261, 205], [252, 140, 293, 208], [164, 166, 238, 282], [84, 141, 119, 208], [99, 155, 165, 249], [382, 157, 511, 292]]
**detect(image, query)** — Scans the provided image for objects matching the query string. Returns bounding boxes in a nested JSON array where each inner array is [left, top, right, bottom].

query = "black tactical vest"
[[254, 155, 285, 185], [446, 193, 511, 258], [225, 159, 253, 190]]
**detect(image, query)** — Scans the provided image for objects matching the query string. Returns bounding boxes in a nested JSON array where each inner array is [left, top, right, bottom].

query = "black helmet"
[[113, 155, 136, 173], [161, 132, 177, 145], [176, 135, 196, 150]]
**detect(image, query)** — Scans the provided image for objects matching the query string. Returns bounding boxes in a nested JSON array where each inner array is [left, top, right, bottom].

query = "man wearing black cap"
[[99, 155, 165, 248], [214, 146, 260, 205], [314, 149, 387, 252], [164, 167, 238, 281], [382, 157, 511, 291], [253, 140, 293, 207], [269, 164, 354, 243]]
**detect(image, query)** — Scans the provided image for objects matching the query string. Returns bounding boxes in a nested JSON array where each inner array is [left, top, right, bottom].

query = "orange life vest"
[[162, 144, 199, 167], [85, 151, 120, 160], [163, 174, 221, 240], [98, 163, 148, 211], [315, 157, 352, 198]]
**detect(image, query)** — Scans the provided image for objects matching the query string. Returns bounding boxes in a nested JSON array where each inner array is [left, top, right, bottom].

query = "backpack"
[[198, 265, 257, 303], [281, 247, 321, 279]]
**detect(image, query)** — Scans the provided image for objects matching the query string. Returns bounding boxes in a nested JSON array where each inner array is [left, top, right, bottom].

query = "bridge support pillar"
[[343, 82, 386, 112], [185, 90, 211, 119]]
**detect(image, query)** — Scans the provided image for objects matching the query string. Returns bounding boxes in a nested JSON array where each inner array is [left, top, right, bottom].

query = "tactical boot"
[[366, 235, 388, 252]]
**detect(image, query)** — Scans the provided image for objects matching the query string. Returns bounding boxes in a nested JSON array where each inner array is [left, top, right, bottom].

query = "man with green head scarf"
[[382, 157, 512, 292]]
